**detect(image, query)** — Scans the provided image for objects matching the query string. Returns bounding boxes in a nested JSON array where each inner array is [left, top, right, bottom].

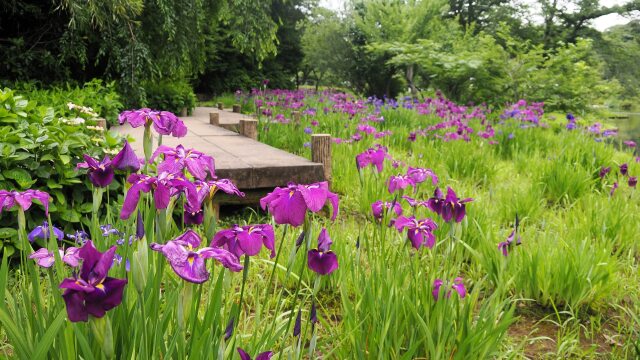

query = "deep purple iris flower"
[[76, 154, 115, 187], [629, 176, 637, 188], [394, 216, 438, 249], [111, 140, 141, 172], [356, 145, 387, 172], [118, 108, 187, 137], [610, 182, 619, 196], [28, 221, 65, 242], [307, 228, 338, 275], [0, 189, 50, 215], [432, 277, 466, 301], [120, 172, 197, 219], [371, 200, 402, 221], [211, 224, 275, 259], [406, 167, 438, 186], [30, 247, 80, 268], [260, 181, 339, 227], [237, 348, 273, 360], [151, 230, 243, 284], [427, 187, 473, 223], [59, 241, 128, 322], [388, 175, 415, 194], [151, 145, 216, 180], [599, 166, 611, 179], [620, 163, 628, 176]]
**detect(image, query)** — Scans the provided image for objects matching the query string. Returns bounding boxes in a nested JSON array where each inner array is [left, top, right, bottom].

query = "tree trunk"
[[406, 64, 418, 100]]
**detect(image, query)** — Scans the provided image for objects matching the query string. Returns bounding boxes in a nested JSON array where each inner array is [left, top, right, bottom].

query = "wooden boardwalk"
[[112, 107, 325, 203]]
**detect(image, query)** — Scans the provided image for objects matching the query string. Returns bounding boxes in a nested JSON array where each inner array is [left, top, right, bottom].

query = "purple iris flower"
[[371, 200, 402, 221], [211, 224, 276, 259], [293, 309, 302, 337], [151, 145, 216, 180], [498, 228, 522, 257], [28, 221, 65, 242], [237, 348, 273, 360], [111, 140, 141, 172], [100, 224, 122, 237], [610, 182, 619, 196], [356, 145, 387, 173], [427, 187, 473, 223], [120, 172, 197, 219], [406, 167, 438, 186], [29, 247, 80, 268], [76, 154, 115, 187], [118, 108, 187, 137], [566, 113, 575, 121], [307, 228, 338, 275], [59, 241, 128, 322], [394, 216, 438, 249], [623, 140, 636, 148], [629, 176, 637, 188], [432, 277, 466, 301], [401, 196, 429, 208], [599, 166, 611, 179], [620, 163, 628, 176], [194, 178, 245, 201], [184, 202, 204, 225], [304, 127, 313, 135], [408, 132, 417, 142], [388, 175, 415, 194], [67, 230, 89, 245], [151, 230, 243, 283], [260, 181, 339, 227], [0, 189, 50, 216]]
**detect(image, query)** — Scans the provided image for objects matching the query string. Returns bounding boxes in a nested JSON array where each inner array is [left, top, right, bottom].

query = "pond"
[[609, 112, 640, 144]]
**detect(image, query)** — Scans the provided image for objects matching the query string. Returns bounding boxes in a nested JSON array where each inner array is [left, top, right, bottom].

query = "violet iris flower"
[[28, 221, 65, 242], [599, 167, 611, 179], [402, 196, 429, 208], [307, 228, 338, 275], [111, 140, 141, 172], [76, 154, 115, 187], [118, 108, 187, 137], [371, 200, 402, 221], [237, 348, 273, 360], [67, 230, 90, 245], [59, 241, 128, 322], [629, 176, 637, 188], [498, 228, 522, 257], [394, 216, 438, 249], [151, 230, 243, 283], [355, 145, 387, 172], [30, 247, 80, 268], [432, 277, 466, 301], [388, 174, 415, 194], [406, 167, 438, 186], [610, 182, 619, 196], [620, 163, 628, 176], [427, 187, 473, 223], [260, 181, 339, 227], [120, 172, 197, 219], [0, 189, 50, 215], [151, 145, 216, 180], [211, 224, 276, 259]]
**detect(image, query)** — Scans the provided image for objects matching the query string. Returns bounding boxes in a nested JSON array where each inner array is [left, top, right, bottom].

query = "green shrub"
[[144, 80, 196, 115]]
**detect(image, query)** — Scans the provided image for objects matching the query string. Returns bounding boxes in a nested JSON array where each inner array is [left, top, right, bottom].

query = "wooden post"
[[232, 104, 241, 113], [217, 102, 224, 110], [312, 134, 332, 183], [95, 118, 107, 129], [179, 107, 188, 117], [209, 112, 220, 126], [292, 111, 301, 125], [239, 119, 258, 140]]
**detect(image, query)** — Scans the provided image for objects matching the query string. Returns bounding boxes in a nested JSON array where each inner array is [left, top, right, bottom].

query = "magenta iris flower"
[[260, 181, 339, 227], [194, 179, 245, 200], [427, 187, 473, 223], [211, 224, 276, 259], [498, 230, 522, 257], [401, 196, 429, 208], [237, 348, 273, 360], [388, 174, 415, 194], [151, 230, 243, 283], [432, 277, 466, 301], [151, 145, 216, 180], [76, 154, 115, 187], [111, 140, 141, 172], [120, 172, 197, 219], [118, 108, 187, 137], [371, 200, 402, 221], [406, 167, 438, 186], [307, 228, 338, 275], [29, 247, 80, 268], [356, 145, 387, 172], [624, 140, 636, 148], [28, 221, 65, 242], [0, 189, 50, 216], [394, 216, 438, 249], [59, 241, 128, 322]]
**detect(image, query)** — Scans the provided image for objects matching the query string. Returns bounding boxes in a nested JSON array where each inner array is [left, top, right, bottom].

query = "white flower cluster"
[[67, 102, 98, 117], [60, 117, 86, 125], [86, 125, 105, 132]]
